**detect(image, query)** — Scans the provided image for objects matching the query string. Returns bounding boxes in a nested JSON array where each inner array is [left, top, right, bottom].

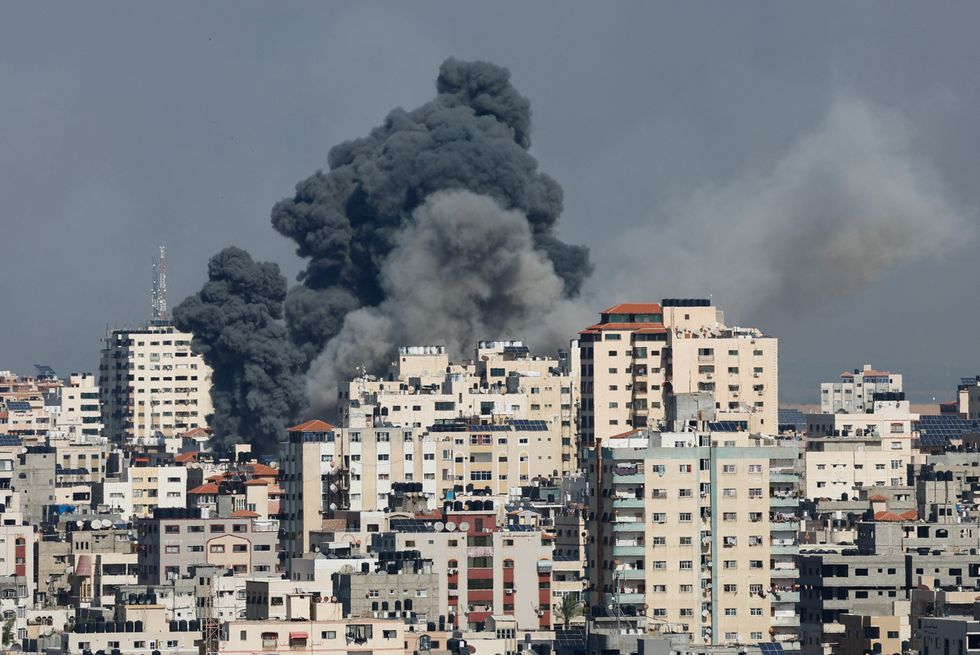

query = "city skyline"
[[2, 3, 979, 404]]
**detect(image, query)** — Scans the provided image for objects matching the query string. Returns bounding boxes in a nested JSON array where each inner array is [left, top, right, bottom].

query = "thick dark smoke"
[[178, 57, 591, 442], [271, 57, 591, 364], [306, 190, 588, 409], [173, 247, 308, 453]]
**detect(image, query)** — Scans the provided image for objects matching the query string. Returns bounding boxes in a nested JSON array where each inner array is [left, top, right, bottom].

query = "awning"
[[289, 632, 308, 640]]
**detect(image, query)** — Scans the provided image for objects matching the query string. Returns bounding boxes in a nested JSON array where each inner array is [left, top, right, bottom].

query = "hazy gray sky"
[[1, 2, 978, 403]]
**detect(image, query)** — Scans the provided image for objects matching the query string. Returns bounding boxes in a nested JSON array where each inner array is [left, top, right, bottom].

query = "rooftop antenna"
[[152, 245, 169, 323]]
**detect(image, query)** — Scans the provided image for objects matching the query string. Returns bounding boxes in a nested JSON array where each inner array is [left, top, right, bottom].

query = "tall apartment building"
[[279, 420, 336, 561], [340, 341, 577, 472], [586, 430, 801, 648], [99, 323, 213, 446], [821, 364, 903, 414], [578, 300, 777, 445]]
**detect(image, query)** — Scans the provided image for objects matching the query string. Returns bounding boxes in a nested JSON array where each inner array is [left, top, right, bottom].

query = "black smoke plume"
[[173, 247, 308, 453], [178, 57, 591, 446], [271, 57, 591, 364]]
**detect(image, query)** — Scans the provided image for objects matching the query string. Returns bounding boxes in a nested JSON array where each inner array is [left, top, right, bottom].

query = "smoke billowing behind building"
[[178, 57, 591, 449], [173, 247, 308, 453]]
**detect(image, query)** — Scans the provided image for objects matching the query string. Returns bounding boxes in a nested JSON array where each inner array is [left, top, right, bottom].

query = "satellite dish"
[[445, 521, 457, 532], [433, 522, 445, 532], [338, 565, 355, 574], [458, 522, 470, 532], [76, 521, 84, 528]]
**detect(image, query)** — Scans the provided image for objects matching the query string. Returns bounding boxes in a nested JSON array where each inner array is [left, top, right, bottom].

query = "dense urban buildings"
[[8, 294, 980, 655]]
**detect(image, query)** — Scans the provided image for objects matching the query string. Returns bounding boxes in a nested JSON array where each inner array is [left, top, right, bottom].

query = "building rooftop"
[[288, 419, 335, 433]]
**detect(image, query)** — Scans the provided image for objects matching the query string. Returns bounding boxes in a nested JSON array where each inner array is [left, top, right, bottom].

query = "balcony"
[[771, 614, 800, 627], [606, 592, 645, 605], [770, 539, 798, 555], [613, 473, 644, 484], [770, 590, 799, 603], [615, 569, 645, 580], [613, 522, 644, 533], [770, 496, 799, 508], [612, 498, 645, 509], [770, 518, 799, 530], [612, 545, 646, 557], [770, 566, 799, 579], [769, 472, 798, 483]]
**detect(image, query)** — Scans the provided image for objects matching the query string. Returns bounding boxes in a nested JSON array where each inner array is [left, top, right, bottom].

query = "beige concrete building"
[[99, 464, 187, 519], [578, 299, 778, 445], [805, 433, 915, 499], [99, 323, 212, 447], [341, 341, 577, 471], [280, 420, 337, 560], [960, 376, 980, 420], [587, 430, 801, 648], [377, 508, 555, 631], [220, 598, 406, 655], [821, 364, 904, 414], [838, 601, 911, 655]]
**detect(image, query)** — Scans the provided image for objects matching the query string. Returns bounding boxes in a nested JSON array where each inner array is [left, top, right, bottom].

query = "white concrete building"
[[99, 323, 212, 446], [821, 364, 903, 414]]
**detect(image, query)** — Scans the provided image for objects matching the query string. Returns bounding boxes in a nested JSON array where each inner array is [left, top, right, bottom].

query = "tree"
[[553, 593, 584, 630]]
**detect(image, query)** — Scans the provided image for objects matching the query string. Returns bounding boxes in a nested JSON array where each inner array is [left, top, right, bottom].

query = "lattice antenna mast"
[[152, 245, 169, 322]]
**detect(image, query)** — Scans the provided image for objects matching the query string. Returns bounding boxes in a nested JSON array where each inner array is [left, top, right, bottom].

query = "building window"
[[210, 545, 225, 554]]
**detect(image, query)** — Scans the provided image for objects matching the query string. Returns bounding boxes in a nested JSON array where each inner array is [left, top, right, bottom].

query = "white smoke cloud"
[[306, 190, 582, 411], [606, 95, 974, 322]]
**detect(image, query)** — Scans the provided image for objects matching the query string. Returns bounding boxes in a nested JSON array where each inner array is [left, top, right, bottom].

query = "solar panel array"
[[919, 434, 950, 448], [760, 644, 786, 655], [389, 518, 435, 533], [778, 408, 807, 431], [428, 423, 513, 433], [0, 436, 21, 447], [707, 420, 743, 432], [5, 401, 31, 412], [917, 415, 980, 440], [511, 419, 548, 431], [554, 629, 587, 652]]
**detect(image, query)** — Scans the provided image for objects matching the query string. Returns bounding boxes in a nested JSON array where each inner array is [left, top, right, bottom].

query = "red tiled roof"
[[231, 510, 259, 518], [174, 452, 198, 463], [180, 427, 211, 439], [288, 419, 335, 433], [248, 463, 278, 477], [900, 510, 918, 520], [601, 303, 663, 314], [244, 479, 270, 486], [607, 429, 643, 440], [873, 511, 904, 522], [868, 494, 887, 502], [579, 322, 667, 334], [189, 483, 219, 495]]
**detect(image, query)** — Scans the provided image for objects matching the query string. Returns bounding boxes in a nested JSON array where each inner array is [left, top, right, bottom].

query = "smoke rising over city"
[[609, 95, 974, 327], [179, 58, 591, 449], [173, 247, 308, 453]]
